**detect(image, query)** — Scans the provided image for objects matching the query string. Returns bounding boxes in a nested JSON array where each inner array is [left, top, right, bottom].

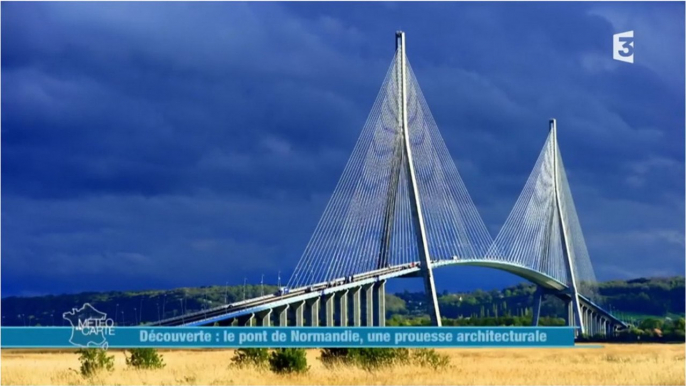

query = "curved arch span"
[[431, 259, 568, 292]]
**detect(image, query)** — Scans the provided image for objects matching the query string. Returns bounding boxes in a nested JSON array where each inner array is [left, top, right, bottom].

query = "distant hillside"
[[390, 276, 685, 323], [1, 284, 279, 327], [1, 277, 683, 326]]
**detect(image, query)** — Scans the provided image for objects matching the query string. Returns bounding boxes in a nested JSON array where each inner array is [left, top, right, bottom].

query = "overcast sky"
[[2, 2, 684, 297]]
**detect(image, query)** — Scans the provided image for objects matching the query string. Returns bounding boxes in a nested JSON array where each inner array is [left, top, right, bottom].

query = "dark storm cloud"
[[2, 2, 683, 296]]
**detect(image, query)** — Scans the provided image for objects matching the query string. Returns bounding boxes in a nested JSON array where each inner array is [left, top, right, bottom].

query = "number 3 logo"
[[613, 31, 634, 63], [617, 37, 634, 58]]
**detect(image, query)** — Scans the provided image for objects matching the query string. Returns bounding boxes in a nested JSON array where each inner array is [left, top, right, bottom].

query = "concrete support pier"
[[306, 298, 320, 327], [293, 301, 305, 327], [374, 280, 386, 327], [363, 284, 374, 326], [351, 287, 362, 327], [237, 314, 255, 326], [257, 310, 272, 327], [337, 290, 349, 326], [532, 286, 543, 326], [275, 305, 289, 327], [324, 293, 335, 327]]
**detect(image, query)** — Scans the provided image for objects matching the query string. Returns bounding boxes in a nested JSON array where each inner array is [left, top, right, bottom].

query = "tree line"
[[2, 276, 683, 329]]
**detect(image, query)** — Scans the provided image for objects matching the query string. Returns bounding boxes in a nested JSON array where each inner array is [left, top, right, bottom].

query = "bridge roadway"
[[151, 263, 420, 327], [150, 259, 627, 334]]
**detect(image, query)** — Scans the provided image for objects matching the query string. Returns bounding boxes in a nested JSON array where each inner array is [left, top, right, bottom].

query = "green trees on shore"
[[3, 277, 684, 327]]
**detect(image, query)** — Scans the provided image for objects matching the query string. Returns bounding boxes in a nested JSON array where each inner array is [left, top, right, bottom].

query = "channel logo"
[[613, 30, 634, 63]]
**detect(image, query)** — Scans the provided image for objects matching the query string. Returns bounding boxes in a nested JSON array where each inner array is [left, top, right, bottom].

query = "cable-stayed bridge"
[[152, 32, 627, 336]]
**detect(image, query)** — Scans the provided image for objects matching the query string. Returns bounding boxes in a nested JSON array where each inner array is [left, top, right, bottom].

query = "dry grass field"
[[2, 344, 684, 385]]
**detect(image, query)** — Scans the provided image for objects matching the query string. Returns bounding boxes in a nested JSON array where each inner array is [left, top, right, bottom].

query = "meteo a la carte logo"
[[62, 303, 115, 349]]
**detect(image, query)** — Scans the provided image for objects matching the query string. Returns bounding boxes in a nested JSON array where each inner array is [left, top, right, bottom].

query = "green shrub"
[[319, 348, 352, 367], [125, 348, 165, 369], [77, 348, 114, 377], [231, 348, 270, 369], [412, 348, 450, 370], [319, 348, 410, 371], [350, 348, 409, 370], [269, 348, 309, 374]]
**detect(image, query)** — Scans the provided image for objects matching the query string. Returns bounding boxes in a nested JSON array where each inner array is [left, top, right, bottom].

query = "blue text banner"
[[1, 327, 575, 349]]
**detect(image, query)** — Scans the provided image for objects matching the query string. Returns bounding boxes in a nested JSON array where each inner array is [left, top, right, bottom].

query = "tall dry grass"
[[2, 344, 684, 385]]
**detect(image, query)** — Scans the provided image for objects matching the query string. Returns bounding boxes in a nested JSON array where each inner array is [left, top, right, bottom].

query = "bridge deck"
[[150, 259, 626, 328]]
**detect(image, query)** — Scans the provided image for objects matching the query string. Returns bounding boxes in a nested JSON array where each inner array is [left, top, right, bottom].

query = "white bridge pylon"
[[286, 32, 601, 332], [287, 31, 494, 326], [483, 119, 601, 334]]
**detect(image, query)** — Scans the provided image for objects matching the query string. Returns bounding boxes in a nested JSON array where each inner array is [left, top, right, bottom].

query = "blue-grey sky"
[[2, 2, 684, 297]]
